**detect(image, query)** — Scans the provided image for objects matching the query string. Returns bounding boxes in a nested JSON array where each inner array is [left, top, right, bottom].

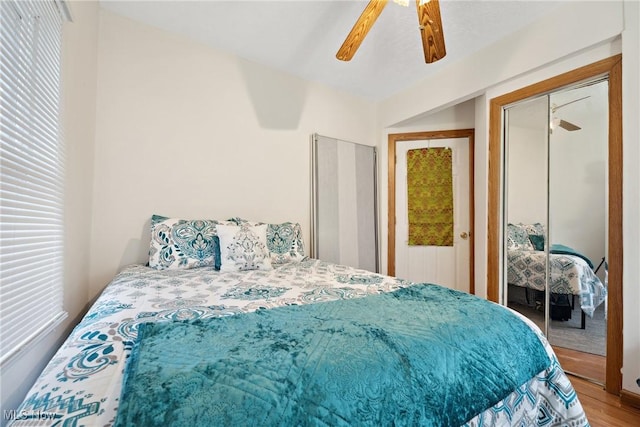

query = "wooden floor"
[[554, 346, 605, 384], [554, 346, 640, 426]]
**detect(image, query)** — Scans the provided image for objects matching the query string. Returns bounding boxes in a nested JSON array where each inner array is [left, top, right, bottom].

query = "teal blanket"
[[115, 284, 550, 427], [550, 243, 594, 268]]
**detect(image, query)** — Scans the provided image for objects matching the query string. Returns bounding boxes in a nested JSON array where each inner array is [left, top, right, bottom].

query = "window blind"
[[0, 0, 67, 365]]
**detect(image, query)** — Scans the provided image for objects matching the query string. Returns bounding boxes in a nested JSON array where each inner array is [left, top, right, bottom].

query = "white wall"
[[0, 0, 99, 418], [622, 0, 640, 396], [549, 87, 608, 270], [379, 0, 640, 396], [88, 9, 377, 296], [506, 125, 547, 226]]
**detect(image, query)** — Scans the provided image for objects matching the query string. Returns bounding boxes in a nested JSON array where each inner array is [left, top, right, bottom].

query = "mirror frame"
[[487, 55, 622, 394]]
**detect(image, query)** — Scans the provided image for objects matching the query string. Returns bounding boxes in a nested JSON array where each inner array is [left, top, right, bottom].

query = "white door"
[[395, 138, 471, 292]]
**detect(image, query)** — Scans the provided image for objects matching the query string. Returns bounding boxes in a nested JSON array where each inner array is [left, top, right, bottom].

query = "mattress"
[[11, 259, 588, 426], [507, 249, 606, 317]]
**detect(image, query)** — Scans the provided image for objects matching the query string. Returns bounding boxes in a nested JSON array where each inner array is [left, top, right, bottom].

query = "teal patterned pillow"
[[266, 222, 306, 264], [506, 223, 534, 250], [217, 224, 273, 272], [149, 215, 229, 270]]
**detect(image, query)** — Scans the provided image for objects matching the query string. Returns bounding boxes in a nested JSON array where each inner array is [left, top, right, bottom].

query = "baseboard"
[[620, 389, 640, 410]]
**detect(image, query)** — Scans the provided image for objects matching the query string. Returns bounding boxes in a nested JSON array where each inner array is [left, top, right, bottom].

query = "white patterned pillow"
[[217, 224, 273, 272], [149, 215, 229, 270], [522, 222, 545, 237], [506, 223, 535, 250], [225, 218, 306, 265]]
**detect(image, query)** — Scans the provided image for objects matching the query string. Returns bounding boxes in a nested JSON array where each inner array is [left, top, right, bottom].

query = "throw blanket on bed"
[[114, 284, 550, 427], [550, 244, 594, 269]]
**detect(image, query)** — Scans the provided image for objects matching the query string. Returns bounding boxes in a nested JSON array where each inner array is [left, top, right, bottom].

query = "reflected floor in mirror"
[[507, 287, 606, 357]]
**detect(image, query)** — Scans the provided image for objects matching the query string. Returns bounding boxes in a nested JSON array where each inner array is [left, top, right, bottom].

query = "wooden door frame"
[[388, 129, 475, 294], [487, 55, 622, 394]]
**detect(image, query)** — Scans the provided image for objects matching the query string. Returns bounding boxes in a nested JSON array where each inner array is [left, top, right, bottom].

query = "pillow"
[[226, 217, 247, 226], [217, 224, 273, 272], [528, 234, 545, 251], [522, 222, 545, 251], [149, 215, 234, 270], [506, 223, 534, 250], [266, 222, 306, 264], [522, 222, 545, 237], [224, 218, 306, 264]]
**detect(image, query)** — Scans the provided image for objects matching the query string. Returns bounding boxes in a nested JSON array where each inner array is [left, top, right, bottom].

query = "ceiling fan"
[[336, 0, 446, 63], [550, 96, 590, 133]]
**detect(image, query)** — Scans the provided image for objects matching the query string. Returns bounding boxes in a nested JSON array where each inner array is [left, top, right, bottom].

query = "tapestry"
[[407, 147, 453, 246]]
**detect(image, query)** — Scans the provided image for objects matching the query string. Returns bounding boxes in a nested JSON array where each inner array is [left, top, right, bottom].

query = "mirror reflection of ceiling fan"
[[550, 96, 590, 133], [336, 0, 446, 63]]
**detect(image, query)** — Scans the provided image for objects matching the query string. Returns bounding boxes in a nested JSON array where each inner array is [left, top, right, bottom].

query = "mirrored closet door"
[[503, 78, 609, 383]]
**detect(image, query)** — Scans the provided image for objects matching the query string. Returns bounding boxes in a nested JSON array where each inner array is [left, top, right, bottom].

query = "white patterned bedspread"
[[507, 249, 606, 317], [11, 259, 587, 426]]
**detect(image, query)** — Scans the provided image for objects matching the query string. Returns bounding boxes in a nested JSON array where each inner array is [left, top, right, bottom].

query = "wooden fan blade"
[[559, 120, 582, 131], [336, 0, 389, 61], [416, 0, 446, 63]]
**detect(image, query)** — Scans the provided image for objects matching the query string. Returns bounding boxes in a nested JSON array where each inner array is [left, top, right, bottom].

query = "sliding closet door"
[[311, 134, 378, 272], [547, 81, 609, 360], [502, 79, 610, 371], [503, 97, 551, 335]]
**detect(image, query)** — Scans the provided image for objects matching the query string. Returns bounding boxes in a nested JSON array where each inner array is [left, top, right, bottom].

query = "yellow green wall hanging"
[[406, 147, 454, 246]]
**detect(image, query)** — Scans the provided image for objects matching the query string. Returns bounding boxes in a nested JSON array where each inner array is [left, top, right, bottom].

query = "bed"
[[506, 223, 607, 328], [10, 217, 588, 426]]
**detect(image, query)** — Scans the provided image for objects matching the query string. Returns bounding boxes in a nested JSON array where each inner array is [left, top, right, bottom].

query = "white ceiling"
[[99, 0, 568, 101]]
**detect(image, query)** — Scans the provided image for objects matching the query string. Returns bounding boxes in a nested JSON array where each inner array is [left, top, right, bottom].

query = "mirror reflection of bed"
[[504, 79, 609, 384]]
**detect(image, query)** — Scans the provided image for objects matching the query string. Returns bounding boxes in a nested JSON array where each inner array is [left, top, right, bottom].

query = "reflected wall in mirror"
[[503, 79, 609, 384]]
